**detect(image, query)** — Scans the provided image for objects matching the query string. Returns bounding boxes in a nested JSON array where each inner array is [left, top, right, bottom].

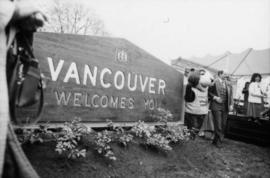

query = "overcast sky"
[[40, 0, 270, 64]]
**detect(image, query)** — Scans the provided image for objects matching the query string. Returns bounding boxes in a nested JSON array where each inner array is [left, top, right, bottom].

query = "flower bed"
[[18, 108, 270, 177], [22, 136, 270, 178]]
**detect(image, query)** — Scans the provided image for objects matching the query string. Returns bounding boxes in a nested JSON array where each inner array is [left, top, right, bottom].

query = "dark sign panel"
[[24, 32, 183, 123]]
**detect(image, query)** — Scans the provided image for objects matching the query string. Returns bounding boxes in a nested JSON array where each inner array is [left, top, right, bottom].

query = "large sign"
[[22, 32, 184, 123]]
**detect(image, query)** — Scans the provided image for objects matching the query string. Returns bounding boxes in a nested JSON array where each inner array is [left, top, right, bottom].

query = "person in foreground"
[[208, 70, 233, 148]]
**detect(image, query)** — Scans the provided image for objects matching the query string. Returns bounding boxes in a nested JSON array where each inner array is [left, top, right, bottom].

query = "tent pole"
[[206, 53, 229, 68]]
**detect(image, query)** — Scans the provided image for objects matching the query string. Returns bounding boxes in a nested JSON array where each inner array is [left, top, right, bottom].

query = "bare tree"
[[42, 0, 110, 36]]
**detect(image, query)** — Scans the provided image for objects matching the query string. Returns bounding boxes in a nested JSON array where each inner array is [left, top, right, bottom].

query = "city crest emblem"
[[115, 49, 128, 63]]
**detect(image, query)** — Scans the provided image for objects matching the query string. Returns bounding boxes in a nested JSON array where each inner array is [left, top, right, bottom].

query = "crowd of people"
[[183, 68, 269, 148]]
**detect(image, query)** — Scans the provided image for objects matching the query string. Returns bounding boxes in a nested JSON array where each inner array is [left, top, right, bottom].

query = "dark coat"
[[208, 79, 233, 111]]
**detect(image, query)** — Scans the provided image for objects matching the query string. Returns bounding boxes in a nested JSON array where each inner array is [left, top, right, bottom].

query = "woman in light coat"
[[247, 73, 266, 121]]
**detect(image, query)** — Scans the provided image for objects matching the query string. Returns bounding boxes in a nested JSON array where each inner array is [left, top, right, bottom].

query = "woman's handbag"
[[7, 31, 44, 124]]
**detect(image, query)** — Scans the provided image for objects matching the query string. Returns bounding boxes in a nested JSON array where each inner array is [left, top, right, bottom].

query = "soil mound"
[[23, 138, 270, 178]]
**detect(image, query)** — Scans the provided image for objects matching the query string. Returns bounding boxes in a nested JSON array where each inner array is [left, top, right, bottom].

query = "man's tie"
[[222, 80, 226, 88]]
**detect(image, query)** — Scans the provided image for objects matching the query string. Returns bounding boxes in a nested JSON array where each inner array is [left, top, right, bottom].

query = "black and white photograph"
[[0, 0, 269, 177]]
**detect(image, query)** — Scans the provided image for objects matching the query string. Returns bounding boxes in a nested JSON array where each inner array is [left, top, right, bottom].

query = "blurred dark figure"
[[242, 82, 250, 115]]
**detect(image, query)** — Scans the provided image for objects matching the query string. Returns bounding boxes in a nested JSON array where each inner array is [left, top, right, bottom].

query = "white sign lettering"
[[63, 62, 80, 84], [83, 65, 97, 86], [114, 71, 125, 90], [100, 68, 112, 88], [47, 57, 64, 81], [47, 57, 167, 99]]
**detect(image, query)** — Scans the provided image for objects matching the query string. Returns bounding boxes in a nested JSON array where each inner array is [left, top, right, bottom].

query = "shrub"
[[107, 120, 133, 147], [131, 108, 190, 152], [131, 120, 154, 138], [151, 108, 191, 143], [55, 118, 89, 159], [164, 125, 190, 143], [146, 133, 172, 151], [94, 130, 116, 161], [118, 133, 133, 147], [131, 120, 172, 152], [150, 107, 173, 124], [18, 125, 54, 144]]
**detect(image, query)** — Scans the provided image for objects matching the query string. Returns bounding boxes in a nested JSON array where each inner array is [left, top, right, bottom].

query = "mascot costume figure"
[[184, 69, 214, 137]]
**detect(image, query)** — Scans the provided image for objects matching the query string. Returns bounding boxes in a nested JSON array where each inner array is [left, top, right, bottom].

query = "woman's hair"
[[217, 70, 224, 76], [250, 73, 262, 82]]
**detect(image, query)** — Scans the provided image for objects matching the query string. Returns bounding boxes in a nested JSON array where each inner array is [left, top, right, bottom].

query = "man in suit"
[[208, 70, 233, 148]]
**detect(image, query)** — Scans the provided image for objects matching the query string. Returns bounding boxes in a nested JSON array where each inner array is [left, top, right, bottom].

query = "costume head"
[[185, 68, 214, 103], [188, 69, 214, 88]]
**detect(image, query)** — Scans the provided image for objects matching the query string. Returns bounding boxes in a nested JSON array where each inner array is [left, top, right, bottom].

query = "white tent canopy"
[[188, 48, 270, 76]]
